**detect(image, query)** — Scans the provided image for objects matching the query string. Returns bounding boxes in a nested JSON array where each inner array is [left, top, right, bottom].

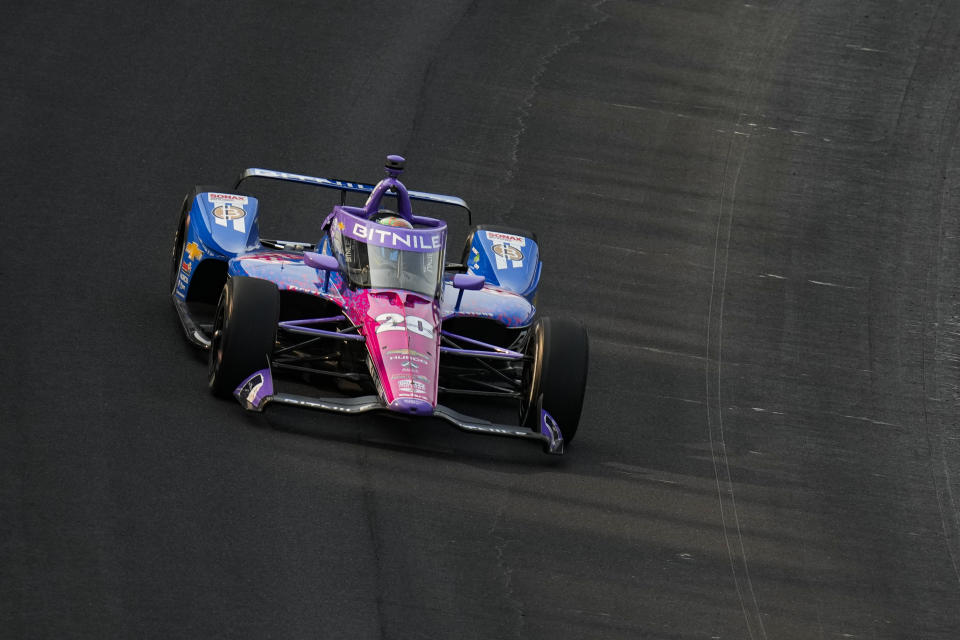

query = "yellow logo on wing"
[[185, 242, 203, 261]]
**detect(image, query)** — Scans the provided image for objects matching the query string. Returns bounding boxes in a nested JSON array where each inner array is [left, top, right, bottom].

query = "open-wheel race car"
[[169, 155, 588, 454]]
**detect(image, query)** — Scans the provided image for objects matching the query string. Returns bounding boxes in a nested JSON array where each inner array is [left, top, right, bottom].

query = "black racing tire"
[[169, 193, 191, 294], [208, 276, 280, 398], [460, 224, 539, 268], [520, 317, 589, 444]]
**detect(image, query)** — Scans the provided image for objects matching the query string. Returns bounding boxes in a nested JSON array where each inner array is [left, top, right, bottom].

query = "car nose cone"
[[388, 397, 434, 416]]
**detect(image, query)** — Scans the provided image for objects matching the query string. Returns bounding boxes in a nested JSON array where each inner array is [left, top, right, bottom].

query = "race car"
[[169, 155, 588, 454]]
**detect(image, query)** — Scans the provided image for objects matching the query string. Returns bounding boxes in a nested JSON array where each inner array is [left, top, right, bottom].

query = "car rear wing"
[[234, 167, 472, 225]]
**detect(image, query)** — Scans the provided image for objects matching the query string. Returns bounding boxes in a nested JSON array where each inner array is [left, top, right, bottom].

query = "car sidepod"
[[174, 190, 263, 303], [465, 227, 541, 302]]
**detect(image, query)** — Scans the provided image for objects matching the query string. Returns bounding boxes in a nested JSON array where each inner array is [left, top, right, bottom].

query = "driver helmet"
[[372, 210, 413, 229], [369, 211, 414, 268]]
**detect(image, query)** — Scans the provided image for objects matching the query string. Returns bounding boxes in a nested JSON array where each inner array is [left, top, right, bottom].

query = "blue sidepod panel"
[[466, 229, 541, 302], [173, 191, 262, 301], [190, 192, 261, 257]]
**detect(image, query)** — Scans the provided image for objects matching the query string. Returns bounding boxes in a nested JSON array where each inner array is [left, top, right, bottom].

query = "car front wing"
[[234, 369, 564, 455]]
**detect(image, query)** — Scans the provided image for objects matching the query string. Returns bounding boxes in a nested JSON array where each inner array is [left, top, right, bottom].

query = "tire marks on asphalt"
[[704, 3, 808, 638]]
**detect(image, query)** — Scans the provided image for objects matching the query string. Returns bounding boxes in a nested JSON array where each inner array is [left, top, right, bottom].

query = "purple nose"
[[388, 397, 434, 416]]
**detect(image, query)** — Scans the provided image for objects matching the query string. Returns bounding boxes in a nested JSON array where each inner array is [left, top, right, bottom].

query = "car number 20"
[[375, 313, 434, 338]]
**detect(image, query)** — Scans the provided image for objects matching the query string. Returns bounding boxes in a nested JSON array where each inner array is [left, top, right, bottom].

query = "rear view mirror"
[[452, 273, 485, 290], [303, 252, 339, 271]]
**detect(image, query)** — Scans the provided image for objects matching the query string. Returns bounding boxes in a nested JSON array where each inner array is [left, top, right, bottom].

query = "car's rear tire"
[[520, 316, 589, 444], [208, 276, 280, 398]]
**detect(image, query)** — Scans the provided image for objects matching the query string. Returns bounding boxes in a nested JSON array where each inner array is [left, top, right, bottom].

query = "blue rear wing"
[[234, 167, 472, 225]]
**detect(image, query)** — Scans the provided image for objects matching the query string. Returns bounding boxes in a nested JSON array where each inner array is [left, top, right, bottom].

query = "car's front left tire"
[[169, 193, 190, 294], [520, 316, 590, 444], [208, 276, 280, 398]]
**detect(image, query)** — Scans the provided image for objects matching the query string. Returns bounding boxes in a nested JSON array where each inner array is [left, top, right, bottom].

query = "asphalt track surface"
[[4, 1, 960, 638]]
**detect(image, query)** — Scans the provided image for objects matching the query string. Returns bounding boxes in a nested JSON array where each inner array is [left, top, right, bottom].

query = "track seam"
[[502, 0, 611, 194], [359, 447, 388, 639], [403, 0, 481, 154]]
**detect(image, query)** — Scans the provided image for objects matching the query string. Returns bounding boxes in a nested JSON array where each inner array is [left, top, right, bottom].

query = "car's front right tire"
[[208, 276, 280, 398]]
